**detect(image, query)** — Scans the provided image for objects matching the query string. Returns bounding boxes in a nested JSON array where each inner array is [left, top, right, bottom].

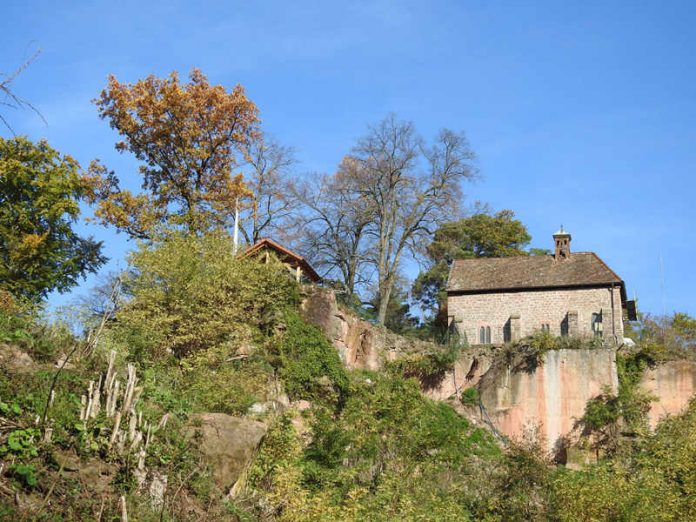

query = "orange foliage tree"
[[86, 69, 259, 238]]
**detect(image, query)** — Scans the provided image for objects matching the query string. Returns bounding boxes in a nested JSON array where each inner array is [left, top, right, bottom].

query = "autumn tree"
[[238, 133, 297, 244], [87, 69, 259, 238], [348, 115, 476, 325], [412, 209, 530, 330], [294, 164, 373, 296], [0, 137, 106, 301]]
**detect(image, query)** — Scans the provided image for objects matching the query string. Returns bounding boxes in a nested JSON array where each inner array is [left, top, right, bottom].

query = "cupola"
[[553, 226, 571, 260]]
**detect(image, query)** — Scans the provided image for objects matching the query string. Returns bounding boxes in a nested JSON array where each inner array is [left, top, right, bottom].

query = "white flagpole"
[[233, 197, 239, 255]]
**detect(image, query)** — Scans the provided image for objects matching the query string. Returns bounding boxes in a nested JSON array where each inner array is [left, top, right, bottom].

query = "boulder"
[[0, 344, 36, 373], [188, 413, 266, 493]]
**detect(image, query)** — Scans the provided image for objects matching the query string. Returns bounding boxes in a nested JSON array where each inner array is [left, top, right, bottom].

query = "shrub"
[[269, 310, 348, 404], [616, 349, 657, 432], [118, 232, 299, 358], [460, 387, 479, 407], [386, 343, 461, 389], [582, 391, 621, 432], [578, 344, 659, 453], [180, 342, 273, 415], [8, 463, 38, 489], [490, 436, 554, 522]]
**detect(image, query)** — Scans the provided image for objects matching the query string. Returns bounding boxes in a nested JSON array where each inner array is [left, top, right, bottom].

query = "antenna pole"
[[659, 252, 666, 317]]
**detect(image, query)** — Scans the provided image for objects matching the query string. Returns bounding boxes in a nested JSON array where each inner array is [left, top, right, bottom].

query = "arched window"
[[560, 316, 569, 337], [480, 326, 486, 344], [485, 326, 491, 344]]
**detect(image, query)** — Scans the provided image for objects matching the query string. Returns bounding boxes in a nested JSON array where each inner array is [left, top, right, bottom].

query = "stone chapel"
[[446, 228, 637, 346]]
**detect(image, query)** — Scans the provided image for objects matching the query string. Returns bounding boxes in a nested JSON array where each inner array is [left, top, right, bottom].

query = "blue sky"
[[2, 0, 694, 316]]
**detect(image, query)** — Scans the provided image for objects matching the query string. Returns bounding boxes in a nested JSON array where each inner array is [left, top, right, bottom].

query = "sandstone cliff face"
[[301, 287, 437, 370], [423, 349, 493, 401], [302, 288, 696, 455], [477, 349, 618, 453], [641, 360, 696, 429]]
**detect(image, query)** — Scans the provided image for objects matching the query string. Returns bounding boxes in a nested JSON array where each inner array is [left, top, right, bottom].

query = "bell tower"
[[553, 226, 571, 260]]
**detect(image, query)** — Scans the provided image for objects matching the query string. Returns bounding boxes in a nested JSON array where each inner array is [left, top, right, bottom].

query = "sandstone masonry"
[[447, 228, 634, 346], [449, 286, 624, 345]]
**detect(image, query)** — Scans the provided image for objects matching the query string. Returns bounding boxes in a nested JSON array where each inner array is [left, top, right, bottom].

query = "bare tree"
[[238, 134, 297, 244], [0, 50, 45, 133], [351, 114, 476, 324], [294, 166, 373, 295]]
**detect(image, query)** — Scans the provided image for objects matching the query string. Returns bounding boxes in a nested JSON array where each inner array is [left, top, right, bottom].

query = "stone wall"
[[448, 286, 624, 345]]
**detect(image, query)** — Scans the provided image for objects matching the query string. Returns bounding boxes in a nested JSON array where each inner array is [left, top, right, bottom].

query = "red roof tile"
[[447, 252, 623, 293]]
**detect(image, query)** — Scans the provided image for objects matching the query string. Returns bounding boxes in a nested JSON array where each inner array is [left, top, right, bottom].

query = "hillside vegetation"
[[1, 70, 696, 515], [0, 233, 694, 521]]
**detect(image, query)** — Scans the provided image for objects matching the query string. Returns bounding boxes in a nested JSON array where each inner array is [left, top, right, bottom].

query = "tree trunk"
[[376, 278, 393, 325]]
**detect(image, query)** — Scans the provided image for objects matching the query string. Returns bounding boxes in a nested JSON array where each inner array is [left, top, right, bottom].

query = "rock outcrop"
[[304, 288, 696, 458], [641, 360, 696, 429], [188, 413, 266, 494], [301, 287, 437, 370], [476, 349, 618, 454], [0, 343, 37, 373], [424, 348, 493, 401]]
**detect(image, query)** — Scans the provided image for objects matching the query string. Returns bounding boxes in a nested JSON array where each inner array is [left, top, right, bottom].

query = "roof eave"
[[447, 282, 624, 296]]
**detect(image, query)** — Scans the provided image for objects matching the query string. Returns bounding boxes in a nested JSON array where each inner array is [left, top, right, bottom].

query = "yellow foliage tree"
[[86, 69, 258, 238]]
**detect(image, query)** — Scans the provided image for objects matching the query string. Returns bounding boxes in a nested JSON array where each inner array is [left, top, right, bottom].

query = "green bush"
[[489, 437, 554, 522], [180, 343, 273, 415], [246, 372, 501, 520], [0, 428, 39, 460], [270, 310, 348, 404], [8, 463, 38, 489], [0, 296, 75, 363], [386, 343, 461, 389], [460, 387, 479, 407], [582, 391, 621, 432], [551, 400, 696, 520], [118, 232, 299, 358]]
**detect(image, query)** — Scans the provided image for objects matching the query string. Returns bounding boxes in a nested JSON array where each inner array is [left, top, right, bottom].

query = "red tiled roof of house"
[[447, 252, 623, 293]]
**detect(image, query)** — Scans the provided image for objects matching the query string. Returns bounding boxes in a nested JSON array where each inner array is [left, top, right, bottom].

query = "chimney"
[[553, 226, 571, 260]]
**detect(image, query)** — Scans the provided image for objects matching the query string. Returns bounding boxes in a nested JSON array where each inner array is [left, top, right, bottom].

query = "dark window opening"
[[480, 325, 492, 345], [503, 320, 512, 343], [592, 312, 603, 338], [560, 316, 569, 337]]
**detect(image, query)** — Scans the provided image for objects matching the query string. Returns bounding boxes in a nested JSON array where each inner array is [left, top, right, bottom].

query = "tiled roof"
[[241, 238, 321, 283], [447, 252, 623, 293]]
